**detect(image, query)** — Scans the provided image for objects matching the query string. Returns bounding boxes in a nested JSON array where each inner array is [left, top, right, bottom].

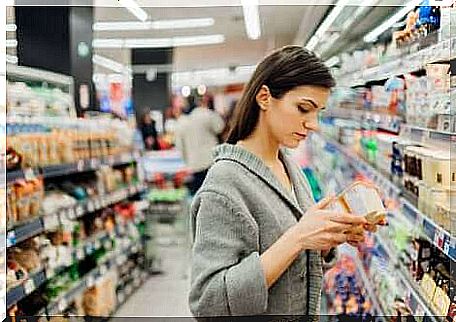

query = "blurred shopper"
[[189, 46, 370, 319], [174, 93, 225, 195], [140, 113, 159, 151]]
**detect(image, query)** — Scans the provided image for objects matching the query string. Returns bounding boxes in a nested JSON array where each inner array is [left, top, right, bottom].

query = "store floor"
[[115, 207, 193, 318]]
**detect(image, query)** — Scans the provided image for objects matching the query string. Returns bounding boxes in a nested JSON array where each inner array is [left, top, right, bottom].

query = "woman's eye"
[[297, 105, 310, 114]]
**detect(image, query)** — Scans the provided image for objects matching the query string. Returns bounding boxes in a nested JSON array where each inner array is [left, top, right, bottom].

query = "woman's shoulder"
[[198, 159, 247, 194]]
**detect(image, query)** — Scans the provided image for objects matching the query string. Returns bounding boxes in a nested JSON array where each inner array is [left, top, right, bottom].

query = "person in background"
[[140, 113, 160, 151], [174, 93, 225, 195]]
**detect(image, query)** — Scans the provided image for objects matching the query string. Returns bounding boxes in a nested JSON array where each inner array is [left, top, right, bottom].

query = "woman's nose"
[[303, 118, 319, 132]]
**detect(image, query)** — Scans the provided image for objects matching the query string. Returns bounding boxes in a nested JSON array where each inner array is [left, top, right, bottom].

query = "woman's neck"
[[237, 130, 280, 165]]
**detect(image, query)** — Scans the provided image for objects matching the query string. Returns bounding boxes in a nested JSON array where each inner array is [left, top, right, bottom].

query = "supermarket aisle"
[[115, 206, 193, 317]]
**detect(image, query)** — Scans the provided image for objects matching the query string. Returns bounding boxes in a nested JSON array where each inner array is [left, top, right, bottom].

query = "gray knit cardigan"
[[189, 143, 337, 319]]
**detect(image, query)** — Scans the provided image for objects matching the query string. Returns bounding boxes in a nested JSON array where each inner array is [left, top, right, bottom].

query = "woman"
[[189, 46, 369, 319]]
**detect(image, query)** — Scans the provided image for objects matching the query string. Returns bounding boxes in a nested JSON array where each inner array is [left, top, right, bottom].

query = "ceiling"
[[7, 1, 413, 87], [93, 4, 331, 76]]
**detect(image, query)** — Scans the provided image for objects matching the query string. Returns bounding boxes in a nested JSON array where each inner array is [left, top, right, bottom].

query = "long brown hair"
[[226, 46, 335, 144]]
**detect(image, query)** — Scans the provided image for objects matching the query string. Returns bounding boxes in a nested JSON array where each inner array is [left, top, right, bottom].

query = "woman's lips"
[[293, 132, 307, 139]]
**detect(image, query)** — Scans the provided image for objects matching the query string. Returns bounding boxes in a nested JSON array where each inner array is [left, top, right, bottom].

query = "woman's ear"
[[256, 85, 271, 111]]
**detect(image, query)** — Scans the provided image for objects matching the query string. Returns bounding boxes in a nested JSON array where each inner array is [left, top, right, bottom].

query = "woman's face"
[[264, 85, 330, 149]]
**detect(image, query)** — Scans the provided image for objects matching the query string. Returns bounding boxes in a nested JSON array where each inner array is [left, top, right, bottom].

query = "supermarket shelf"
[[6, 183, 147, 248], [6, 64, 74, 87], [116, 270, 148, 309], [401, 198, 456, 262], [401, 124, 456, 147], [315, 133, 401, 198], [46, 240, 142, 315], [350, 249, 386, 319], [7, 224, 123, 309], [6, 269, 47, 308], [337, 37, 455, 86], [316, 133, 455, 262], [6, 151, 140, 184], [375, 234, 441, 321], [323, 108, 403, 134]]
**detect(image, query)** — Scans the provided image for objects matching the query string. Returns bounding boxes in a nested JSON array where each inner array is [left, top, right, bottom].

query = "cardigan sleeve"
[[189, 191, 268, 317]]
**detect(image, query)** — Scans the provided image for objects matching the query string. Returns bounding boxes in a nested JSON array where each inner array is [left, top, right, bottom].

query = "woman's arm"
[[190, 192, 268, 317]]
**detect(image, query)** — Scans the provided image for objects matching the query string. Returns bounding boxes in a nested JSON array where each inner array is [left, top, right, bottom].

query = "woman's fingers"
[[329, 233, 347, 246], [328, 213, 367, 225]]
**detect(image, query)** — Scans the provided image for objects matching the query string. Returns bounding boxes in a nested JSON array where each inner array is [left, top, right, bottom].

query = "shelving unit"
[[337, 37, 455, 87], [309, 128, 454, 319], [314, 132, 455, 261], [7, 151, 141, 184], [375, 234, 442, 321], [6, 182, 147, 248]]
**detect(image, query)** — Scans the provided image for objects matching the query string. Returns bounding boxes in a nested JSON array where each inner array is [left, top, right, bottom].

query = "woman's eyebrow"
[[298, 98, 320, 109]]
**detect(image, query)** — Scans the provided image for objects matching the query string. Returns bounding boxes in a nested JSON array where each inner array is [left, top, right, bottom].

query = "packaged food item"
[[326, 181, 387, 225]]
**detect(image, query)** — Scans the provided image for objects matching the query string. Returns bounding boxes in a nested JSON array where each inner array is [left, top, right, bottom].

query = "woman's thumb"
[[311, 196, 335, 210]]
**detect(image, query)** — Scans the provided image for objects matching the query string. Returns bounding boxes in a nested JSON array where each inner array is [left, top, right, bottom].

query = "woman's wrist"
[[283, 225, 306, 254]]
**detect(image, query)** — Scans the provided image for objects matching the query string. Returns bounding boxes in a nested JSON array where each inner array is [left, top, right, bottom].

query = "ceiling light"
[[117, 0, 148, 22], [92, 54, 131, 74], [6, 39, 17, 48], [342, 0, 381, 30], [241, 0, 261, 40], [152, 18, 215, 29], [181, 86, 191, 97], [325, 56, 340, 67], [172, 34, 225, 47], [93, 21, 151, 31], [316, 32, 340, 55], [6, 55, 18, 64], [92, 38, 124, 48], [364, 0, 421, 43], [93, 34, 225, 49], [305, 0, 350, 51], [6, 24, 17, 32], [93, 18, 215, 31], [125, 38, 172, 48]]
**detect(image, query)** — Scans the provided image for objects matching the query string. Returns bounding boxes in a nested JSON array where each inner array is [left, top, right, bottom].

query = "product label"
[[43, 214, 59, 231]]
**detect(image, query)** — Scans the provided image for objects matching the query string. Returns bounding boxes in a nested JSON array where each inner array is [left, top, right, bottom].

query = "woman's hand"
[[286, 197, 367, 251]]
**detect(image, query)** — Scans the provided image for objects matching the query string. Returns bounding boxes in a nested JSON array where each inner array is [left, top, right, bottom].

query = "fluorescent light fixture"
[[152, 18, 215, 29], [92, 54, 131, 74], [6, 24, 17, 32], [305, 0, 350, 51], [117, 0, 148, 22], [325, 56, 340, 67], [92, 38, 124, 48], [6, 39, 17, 48], [93, 18, 215, 31], [6, 54, 18, 64], [94, 21, 151, 31], [364, 0, 421, 43], [125, 38, 172, 48], [93, 34, 225, 49], [316, 32, 340, 55], [241, 0, 261, 40], [341, 0, 381, 30]]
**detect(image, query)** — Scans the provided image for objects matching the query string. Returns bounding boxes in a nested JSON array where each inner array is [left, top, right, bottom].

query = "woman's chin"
[[282, 139, 301, 149]]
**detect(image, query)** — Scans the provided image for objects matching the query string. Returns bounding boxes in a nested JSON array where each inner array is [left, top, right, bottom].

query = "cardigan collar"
[[213, 144, 314, 219]]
